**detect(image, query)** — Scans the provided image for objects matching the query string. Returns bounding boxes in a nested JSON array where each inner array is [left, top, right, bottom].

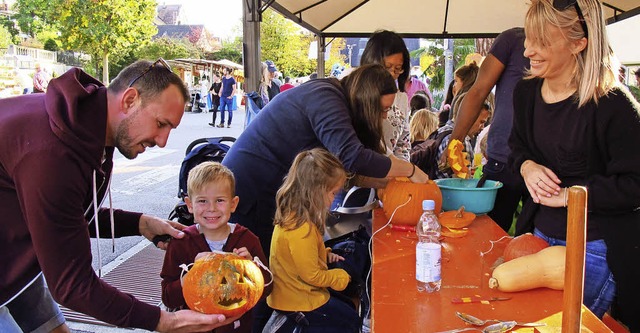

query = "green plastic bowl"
[[435, 178, 503, 214]]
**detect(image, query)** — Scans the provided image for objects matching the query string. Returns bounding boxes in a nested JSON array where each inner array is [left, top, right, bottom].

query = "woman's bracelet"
[[563, 188, 568, 208], [408, 164, 416, 178]]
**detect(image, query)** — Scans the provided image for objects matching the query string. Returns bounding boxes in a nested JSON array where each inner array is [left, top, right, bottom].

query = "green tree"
[[208, 37, 242, 64], [53, 0, 157, 83], [135, 37, 201, 61], [412, 38, 476, 92], [14, 0, 52, 38], [0, 16, 21, 45], [260, 9, 346, 78], [0, 25, 12, 49]]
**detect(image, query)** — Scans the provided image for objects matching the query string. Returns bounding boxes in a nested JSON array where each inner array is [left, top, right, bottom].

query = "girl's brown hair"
[[274, 148, 347, 235], [340, 64, 398, 154]]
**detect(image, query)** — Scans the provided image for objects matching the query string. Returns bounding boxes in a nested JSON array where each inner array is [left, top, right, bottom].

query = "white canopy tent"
[[242, 0, 640, 91], [269, 0, 639, 37]]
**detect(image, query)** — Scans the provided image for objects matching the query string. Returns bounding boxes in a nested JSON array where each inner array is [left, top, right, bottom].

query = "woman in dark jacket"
[[509, 0, 640, 329]]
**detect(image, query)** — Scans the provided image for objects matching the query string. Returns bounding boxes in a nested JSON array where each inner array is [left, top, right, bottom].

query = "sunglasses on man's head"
[[128, 58, 172, 88], [553, 0, 588, 38]]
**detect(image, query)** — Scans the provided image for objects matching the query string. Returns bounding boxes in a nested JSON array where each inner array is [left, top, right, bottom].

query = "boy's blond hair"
[[409, 109, 439, 142], [186, 161, 236, 198]]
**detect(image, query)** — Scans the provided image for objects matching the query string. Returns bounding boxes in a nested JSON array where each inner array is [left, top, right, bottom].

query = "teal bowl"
[[435, 178, 503, 214]]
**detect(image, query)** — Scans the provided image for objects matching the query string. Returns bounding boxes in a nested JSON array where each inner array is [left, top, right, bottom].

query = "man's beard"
[[114, 110, 139, 159]]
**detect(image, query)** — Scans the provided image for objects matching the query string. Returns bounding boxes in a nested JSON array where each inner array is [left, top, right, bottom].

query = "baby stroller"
[[167, 136, 236, 225]]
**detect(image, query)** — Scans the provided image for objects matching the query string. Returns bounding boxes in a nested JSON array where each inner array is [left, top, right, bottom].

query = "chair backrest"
[[244, 91, 263, 129]]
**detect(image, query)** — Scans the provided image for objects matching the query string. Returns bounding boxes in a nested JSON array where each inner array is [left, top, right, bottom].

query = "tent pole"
[[243, 0, 261, 93], [317, 35, 326, 78]]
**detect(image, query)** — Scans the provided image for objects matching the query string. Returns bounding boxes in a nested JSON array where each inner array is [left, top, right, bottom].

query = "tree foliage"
[[260, 9, 346, 78], [208, 37, 242, 64], [52, 0, 157, 82], [412, 38, 476, 91], [0, 25, 12, 49], [14, 0, 52, 38]]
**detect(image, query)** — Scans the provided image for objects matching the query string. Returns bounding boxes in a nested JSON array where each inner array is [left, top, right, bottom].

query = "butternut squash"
[[488, 245, 566, 292]]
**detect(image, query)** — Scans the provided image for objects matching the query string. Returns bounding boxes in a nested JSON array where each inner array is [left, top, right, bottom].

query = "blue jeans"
[[0, 274, 65, 333], [533, 229, 616, 318], [483, 158, 529, 233], [267, 297, 360, 333], [220, 96, 234, 125]]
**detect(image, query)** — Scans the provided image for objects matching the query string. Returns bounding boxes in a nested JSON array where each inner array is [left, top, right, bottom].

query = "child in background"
[[264, 148, 359, 333], [160, 162, 270, 333], [409, 109, 439, 148]]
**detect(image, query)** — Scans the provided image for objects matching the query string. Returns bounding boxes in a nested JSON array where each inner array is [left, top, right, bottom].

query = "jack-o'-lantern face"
[[182, 252, 264, 317]]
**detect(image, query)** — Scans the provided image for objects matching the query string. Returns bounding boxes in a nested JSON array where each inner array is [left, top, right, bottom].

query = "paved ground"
[[68, 106, 247, 333]]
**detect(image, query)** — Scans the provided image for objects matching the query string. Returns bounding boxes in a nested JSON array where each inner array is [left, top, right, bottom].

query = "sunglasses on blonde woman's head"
[[128, 58, 172, 88], [553, 0, 588, 38]]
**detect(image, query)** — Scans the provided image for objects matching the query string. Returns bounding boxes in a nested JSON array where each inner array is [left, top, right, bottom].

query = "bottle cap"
[[422, 200, 435, 210]]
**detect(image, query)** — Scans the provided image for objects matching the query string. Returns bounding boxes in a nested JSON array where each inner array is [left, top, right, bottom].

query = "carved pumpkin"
[[182, 252, 264, 317], [380, 178, 442, 225], [503, 233, 549, 262]]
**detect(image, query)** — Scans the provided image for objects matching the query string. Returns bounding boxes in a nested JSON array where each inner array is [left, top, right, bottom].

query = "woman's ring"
[[536, 180, 541, 186]]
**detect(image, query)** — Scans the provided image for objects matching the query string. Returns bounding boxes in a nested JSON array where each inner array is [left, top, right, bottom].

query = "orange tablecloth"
[[370, 208, 611, 333]]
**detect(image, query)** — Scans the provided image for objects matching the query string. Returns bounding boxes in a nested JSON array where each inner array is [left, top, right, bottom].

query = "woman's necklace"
[[542, 80, 576, 104]]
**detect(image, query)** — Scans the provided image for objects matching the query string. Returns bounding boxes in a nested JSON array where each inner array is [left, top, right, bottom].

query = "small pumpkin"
[[489, 245, 566, 292], [380, 178, 442, 225], [503, 233, 549, 262], [439, 206, 476, 229], [182, 252, 264, 317]]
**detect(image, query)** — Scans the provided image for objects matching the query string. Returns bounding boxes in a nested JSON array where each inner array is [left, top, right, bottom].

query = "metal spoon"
[[456, 312, 547, 327], [434, 321, 516, 333]]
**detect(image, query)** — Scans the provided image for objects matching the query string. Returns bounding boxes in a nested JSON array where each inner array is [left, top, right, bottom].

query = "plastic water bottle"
[[416, 199, 442, 292]]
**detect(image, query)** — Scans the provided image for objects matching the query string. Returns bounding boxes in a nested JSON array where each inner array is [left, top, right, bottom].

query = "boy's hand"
[[233, 247, 252, 260], [327, 252, 345, 264]]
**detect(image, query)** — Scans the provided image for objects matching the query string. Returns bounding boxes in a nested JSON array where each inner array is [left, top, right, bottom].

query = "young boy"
[[161, 161, 270, 333]]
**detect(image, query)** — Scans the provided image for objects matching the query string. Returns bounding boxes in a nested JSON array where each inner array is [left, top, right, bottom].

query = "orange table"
[[371, 208, 612, 333]]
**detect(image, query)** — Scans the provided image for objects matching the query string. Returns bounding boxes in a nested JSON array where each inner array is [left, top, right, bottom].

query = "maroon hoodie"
[[0, 68, 160, 329], [161, 223, 272, 333]]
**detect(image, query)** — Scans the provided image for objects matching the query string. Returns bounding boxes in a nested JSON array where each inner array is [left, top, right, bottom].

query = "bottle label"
[[416, 242, 441, 283]]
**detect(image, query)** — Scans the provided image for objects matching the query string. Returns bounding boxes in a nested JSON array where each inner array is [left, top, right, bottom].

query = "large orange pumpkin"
[[380, 178, 442, 225], [503, 233, 549, 262], [182, 252, 264, 317]]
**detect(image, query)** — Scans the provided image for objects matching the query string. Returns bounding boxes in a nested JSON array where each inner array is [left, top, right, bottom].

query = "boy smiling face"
[[185, 179, 239, 241]]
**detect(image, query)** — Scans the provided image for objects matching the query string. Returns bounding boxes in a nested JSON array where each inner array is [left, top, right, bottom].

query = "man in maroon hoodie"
[[0, 60, 235, 332]]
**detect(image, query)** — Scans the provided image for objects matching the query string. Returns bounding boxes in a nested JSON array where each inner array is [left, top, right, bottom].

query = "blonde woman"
[[509, 0, 640, 328]]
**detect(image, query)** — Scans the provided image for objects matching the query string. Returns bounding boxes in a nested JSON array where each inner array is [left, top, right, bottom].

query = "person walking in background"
[[265, 60, 281, 101], [259, 62, 272, 106], [218, 67, 237, 128], [510, 0, 640, 328], [449, 27, 530, 234], [161, 162, 271, 333], [279, 77, 295, 92], [263, 148, 359, 333], [361, 30, 412, 161], [0, 59, 234, 333], [32, 63, 49, 93], [199, 75, 210, 113], [208, 72, 222, 127]]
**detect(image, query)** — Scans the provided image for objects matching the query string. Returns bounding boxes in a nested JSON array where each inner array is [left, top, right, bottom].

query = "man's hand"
[[139, 214, 186, 250], [156, 309, 240, 333]]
